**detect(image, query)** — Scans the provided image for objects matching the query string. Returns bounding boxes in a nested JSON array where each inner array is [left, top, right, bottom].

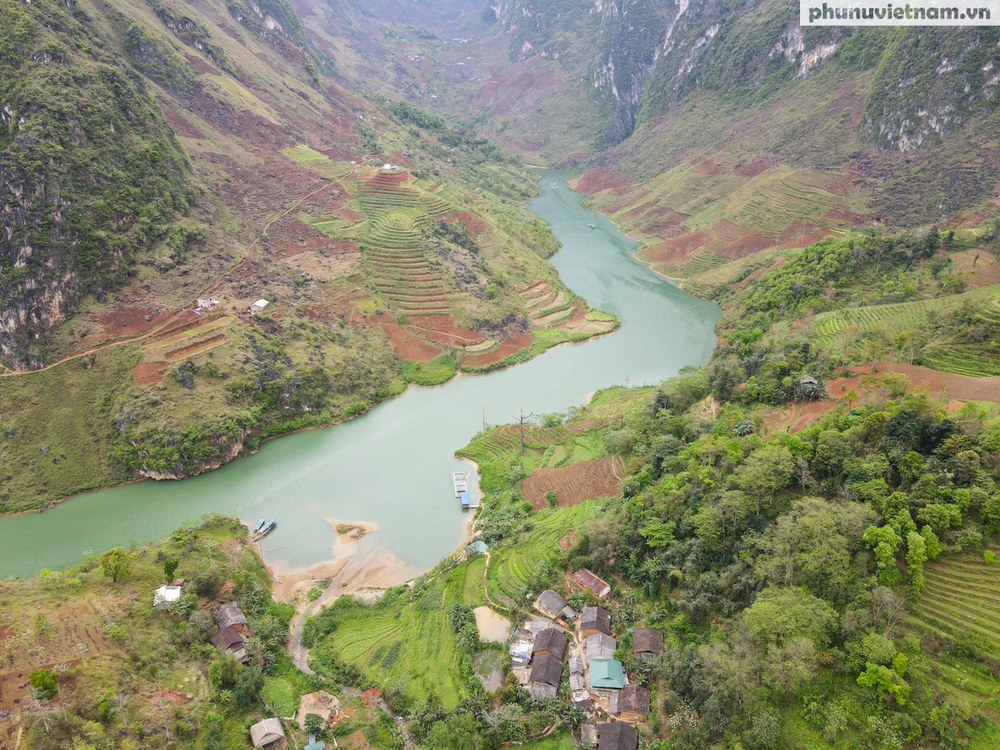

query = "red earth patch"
[[520, 456, 625, 509]]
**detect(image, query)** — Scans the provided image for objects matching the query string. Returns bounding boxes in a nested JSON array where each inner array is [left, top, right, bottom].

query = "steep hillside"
[[0, 0, 617, 510]]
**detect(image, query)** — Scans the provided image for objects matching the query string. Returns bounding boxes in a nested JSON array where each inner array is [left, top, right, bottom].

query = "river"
[[0, 173, 719, 580]]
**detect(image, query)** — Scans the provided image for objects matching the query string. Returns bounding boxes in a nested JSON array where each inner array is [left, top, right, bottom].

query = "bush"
[[29, 669, 59, 700]]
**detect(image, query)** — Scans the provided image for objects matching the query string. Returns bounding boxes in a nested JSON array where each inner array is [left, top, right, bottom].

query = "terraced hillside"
[[810, 285, 1000, 377], [909, 551, 1000, 726]]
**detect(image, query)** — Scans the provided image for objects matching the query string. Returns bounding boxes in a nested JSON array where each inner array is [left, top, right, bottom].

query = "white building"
[[250, 299, 270, 314]]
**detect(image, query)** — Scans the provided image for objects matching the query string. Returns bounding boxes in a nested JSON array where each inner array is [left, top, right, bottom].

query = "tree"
[[742, 587, 838, 648], [862, 524, 903, 585], [736, 444, 794, 514], [233, 663, 263, 709], [763, 637, 817, 702], [100, 547, 135, 583], [163, 558, 179, 582], [29, 669, 59, 700], [905, 530, 927, 596], [304, 713, 326, 735], [425, 713, 482, 750], [857, 657, 910, 705]]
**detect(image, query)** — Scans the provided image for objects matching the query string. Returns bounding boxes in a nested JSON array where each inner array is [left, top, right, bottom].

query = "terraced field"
[[811, 285, 1000, 376], [320, 555, 487, 707], [909, 550, 1000, 725], [485, 500, 602, 608], [357, 172, 456, 317]]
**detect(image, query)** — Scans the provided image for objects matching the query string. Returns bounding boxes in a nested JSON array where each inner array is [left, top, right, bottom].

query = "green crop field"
[[485, 500, 602, 608], [317, 557, 489, 708]]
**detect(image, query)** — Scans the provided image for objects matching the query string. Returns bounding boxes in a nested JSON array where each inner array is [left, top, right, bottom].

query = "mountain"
[[0, 0, 617, 510]]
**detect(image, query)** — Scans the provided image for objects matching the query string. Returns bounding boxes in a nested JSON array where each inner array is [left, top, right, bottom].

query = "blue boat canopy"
[[460, 491, 470, 507]]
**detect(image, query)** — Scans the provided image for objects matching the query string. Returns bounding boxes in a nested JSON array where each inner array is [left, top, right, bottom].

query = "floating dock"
[[453, 471, 468, 496]]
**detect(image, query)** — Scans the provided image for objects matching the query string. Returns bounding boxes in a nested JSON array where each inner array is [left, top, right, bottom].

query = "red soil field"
[[376, 321, 442, 362], [98, 307, 172, 337], [162, 107, 206, 139], [462, 332, 533, 368], [718, 233, 776, 258], [407, 315, 484, 345], [133, 362, 168, 385], [183, 53, 221, 76], [438, 211, 490, 235], [575, 168, 630, 194], [520, 456, 625, 509], [691, 159, 723, 174], [641, 228, 710, 263], [734, 159, 773, 178]]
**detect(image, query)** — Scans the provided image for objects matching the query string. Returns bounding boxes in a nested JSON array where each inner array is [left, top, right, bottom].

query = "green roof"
[[304, 743, 326, 750], [589, 659, 624, 689]]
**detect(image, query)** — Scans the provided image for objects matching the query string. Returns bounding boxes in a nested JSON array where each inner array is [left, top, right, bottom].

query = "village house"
[[250, 299, 270, 314], [532, 628, 568, 660], [598, 721, 638, 750], [152, 584, 181, 610], [534, 589, 577, 620], [632, 627, 664, 660], [196, 297, 220, 310], [589, 659, 625, 692], [250, 717, 285, 747], [216, 603, 248, 634], [568, 657, 586, 692], [528, 653, 563, 698], [580, 606, 612, 638], [210, 626, 247, 662], [585, 633, 617, 661], [572, 568, 612, 598], [617, 684, 650, 723]]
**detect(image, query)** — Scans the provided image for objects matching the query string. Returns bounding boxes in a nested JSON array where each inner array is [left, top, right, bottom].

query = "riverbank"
[[0, 173, 719, 582]]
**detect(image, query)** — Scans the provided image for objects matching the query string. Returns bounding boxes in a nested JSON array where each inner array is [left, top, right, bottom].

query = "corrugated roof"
[[572, 569, 611, 597], [529, 653, 564, 687], [589, 659, 624, 689], [581, 606, 611, 634]]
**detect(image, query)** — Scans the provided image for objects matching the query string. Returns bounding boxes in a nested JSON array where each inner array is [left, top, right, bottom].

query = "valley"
[[5, 0, 1000, 749]]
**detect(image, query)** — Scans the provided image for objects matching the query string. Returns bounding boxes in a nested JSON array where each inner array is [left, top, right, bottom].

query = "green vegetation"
[[401, 355, 458, 386], [0, 516, 310, 749]]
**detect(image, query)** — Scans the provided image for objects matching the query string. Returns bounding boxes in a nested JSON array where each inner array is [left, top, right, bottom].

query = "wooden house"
[[580, 606, 611, 637], [617, 684, 650, 723]]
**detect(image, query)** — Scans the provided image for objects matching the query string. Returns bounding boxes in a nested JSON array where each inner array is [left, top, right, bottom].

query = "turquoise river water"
[[0, 174, 720, 580]]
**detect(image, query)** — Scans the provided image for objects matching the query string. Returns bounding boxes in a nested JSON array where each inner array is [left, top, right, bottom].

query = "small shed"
[[580, 606, 612, 638], [598, 722, 638, 750], [585, 633, 617, 661], [617, 684, 650, 723], [632, 627, 664, 659], [572, 568, 611, 598], [569, 657, 584, 676], [467, 540, 489, 555], [216, 603, 248, 634], [589, 659, 625, 690], [535, 590, 570, 619], [529, 652, 563, 689], [153, 585, 182, 610], [532, 628, 568, 660], [527, 616, 556, 635], [250, 299, 270, 314], [250, 717, 285, 747], [510, 638, 533, 668]]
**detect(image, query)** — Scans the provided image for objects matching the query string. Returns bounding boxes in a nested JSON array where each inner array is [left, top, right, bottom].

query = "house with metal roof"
[[585, 633, 617, 661], [580, 606, 611, 637], [571, 568, 611, 598], [588, 659, 625, 690], [153, 585, 182, 610]]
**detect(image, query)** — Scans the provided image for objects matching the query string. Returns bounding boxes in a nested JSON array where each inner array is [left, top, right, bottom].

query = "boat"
[[453, 471, 468, 497], [253, 519, 267, 534], [588, 224, 595, 229], [459, 491, 470, 509], [255, 519, 276, 539]]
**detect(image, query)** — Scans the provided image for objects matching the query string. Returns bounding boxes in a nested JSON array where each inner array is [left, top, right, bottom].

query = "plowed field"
[[520, 456, 624, 509]]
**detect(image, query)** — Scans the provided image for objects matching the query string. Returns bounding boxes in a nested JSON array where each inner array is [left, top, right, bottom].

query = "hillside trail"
[[0, 162, 363, 378]]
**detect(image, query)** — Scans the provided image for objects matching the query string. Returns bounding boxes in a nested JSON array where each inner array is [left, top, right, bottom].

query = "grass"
[[401, 355, 458, 385], [262, 675, 300, 717], [0, 345, 139, 513]]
